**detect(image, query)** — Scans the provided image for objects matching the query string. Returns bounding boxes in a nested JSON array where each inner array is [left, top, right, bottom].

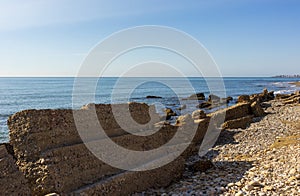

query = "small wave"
[[274, 89, 296, 94]]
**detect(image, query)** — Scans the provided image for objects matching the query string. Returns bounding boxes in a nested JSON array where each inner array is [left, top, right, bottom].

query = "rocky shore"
[[0, 89, 299, 195], [138, 92, 300, 196]]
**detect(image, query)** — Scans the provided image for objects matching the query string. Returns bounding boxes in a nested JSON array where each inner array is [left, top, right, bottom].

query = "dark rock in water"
[[188, 160, 214, 172], [208, 94, 221, 102], [221, 96, 233, 104], [255, 89, 275, 102], [186, 93, 205, 100], [146, 95, 162, 99], [164, 108, 177, 120], [177, 104, 187, 110], [237, 95, 250, 103], [226, 96, 233, 102], [198, 101, 212, 109], [192, 110, 206, 120]]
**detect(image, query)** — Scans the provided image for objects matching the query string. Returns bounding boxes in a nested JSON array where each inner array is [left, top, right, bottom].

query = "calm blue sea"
[[0, 77, 299, 143]]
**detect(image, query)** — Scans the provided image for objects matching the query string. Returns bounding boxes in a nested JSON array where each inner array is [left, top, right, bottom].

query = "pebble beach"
[[139, 97, 300, 195]]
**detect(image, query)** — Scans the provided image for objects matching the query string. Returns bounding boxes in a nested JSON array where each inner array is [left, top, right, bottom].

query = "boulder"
[[251, 101, 265, 117], [164, 108, 177, 120], [191, 110, 206, 120], [186, 93, 205, 100], [198, 101, 212, 109], [208, 94, 221, 102], [222, 115, 254, 129], [259, 89, 275, 102], [175, 114, 193, 126], [237, 95, 250, 103]]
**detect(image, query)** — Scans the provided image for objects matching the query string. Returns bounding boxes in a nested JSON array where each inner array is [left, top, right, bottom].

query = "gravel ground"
[[137, 100, 300, 196]]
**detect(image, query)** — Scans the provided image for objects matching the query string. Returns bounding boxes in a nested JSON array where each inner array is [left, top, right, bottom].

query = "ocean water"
[[0, 77, 299, 143]]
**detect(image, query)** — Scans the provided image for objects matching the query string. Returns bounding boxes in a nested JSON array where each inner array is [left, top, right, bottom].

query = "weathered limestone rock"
[[4, 98, 264, 195], [192, 110, 206, 120], [186, 93, 205, 100], [72, 157, 185, 196], [207, 103, 251, 127], [251, 101, 265, 117], [222, 115, 254, 129], [237, 95, 250, 103], [0, 144, 31, 195], [198, 101, 212, 109], [208, 94, 221, 102]]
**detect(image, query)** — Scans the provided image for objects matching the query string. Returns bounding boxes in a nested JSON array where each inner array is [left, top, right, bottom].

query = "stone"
[[245, 184, 254, 191], [249, 180, 264, 187], [263, 186, 273, 191], [251, 101, 265, 117], [146, 95, 162, 99], [289, 168, 296, 175], [175, 114, 193, 126], [235, 191, 244, 196], [222, 115, 253, 129], [198, 102, 212, 109], [187, 93, 205, 100], [192, 110, 206, 120], [164, 108, 177, 120], [237, 95, 250, 103], [189, 160, 214, 172], [208, 94, 221, 102]]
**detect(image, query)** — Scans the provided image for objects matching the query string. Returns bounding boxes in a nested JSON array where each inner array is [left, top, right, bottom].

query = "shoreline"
[[1, 89, 300, 195], [141, 97, 300, 195]]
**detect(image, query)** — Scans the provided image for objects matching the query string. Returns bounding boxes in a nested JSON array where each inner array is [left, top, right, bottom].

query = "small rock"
[[289, 168, 296, 175], [249, 180, 264, 187], [235, 191, 244, 196], [192, 110, 206, 120], [237, 95, 250, 103], [245, 184, 254, 191], [263, 186, 273, 191], [146, 95, 162, 99]]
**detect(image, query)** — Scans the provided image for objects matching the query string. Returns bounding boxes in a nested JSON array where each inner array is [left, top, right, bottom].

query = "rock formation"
[[0, 89, 278, 195]]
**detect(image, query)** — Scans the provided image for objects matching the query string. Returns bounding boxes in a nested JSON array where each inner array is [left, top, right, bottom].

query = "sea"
[[0, 77, 299, 143]]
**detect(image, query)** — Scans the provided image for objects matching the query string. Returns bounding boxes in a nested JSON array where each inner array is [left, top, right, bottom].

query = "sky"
[[0, 0, 299, 77]]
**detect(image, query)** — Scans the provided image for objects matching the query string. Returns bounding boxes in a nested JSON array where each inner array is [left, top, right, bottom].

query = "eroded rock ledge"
[[1, 89, 287, 195]]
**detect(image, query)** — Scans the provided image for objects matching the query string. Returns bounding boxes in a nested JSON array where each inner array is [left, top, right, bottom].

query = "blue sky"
[[0, 0, 299, 77]]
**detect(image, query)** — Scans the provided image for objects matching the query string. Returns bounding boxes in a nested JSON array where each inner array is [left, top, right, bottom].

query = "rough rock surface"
[[139, 99, 300, 196], [0, 144, 31, 195]]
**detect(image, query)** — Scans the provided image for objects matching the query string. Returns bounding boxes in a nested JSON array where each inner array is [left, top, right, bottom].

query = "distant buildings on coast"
[[272, 75, 300, 78]]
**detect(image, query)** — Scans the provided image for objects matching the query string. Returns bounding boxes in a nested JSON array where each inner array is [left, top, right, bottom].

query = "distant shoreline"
[[272, 75, 300, 78]]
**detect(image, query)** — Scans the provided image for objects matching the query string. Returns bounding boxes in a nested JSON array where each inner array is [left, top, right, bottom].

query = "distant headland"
[[272, 74, 300, 78]]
